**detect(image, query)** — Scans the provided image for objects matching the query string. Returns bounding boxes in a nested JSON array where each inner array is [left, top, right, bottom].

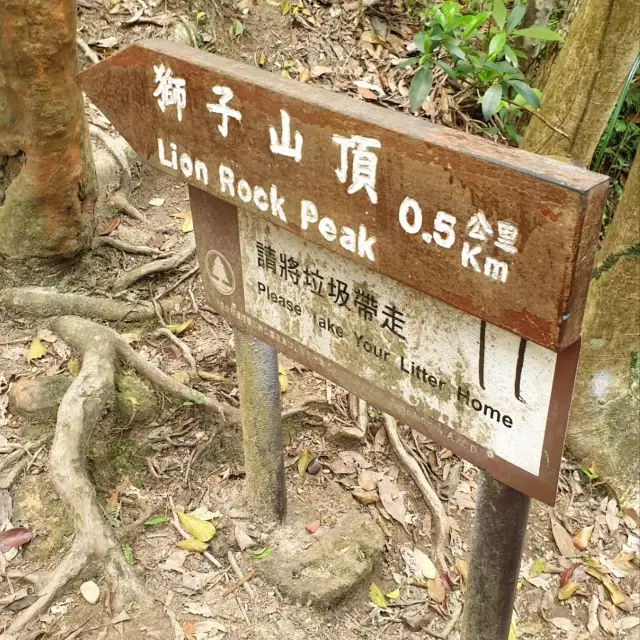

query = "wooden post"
[[234, 329, 286, 522], [461, 471, 531, 640]]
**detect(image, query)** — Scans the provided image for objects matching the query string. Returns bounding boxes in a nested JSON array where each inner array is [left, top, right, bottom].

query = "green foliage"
[[400, 0, 563, 141], [592, 60, 639, 232]]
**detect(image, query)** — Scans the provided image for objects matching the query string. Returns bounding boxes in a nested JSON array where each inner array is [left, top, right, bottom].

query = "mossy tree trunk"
[[521, 0, 639, 506], [0, 0, 97, 263], [565, 154, 639, 509], [522, 0, 640, 165]]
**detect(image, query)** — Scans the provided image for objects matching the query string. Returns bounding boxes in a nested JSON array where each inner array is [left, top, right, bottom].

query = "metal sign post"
[[79, 40, 608, 639], [461, 472, 531, 639]]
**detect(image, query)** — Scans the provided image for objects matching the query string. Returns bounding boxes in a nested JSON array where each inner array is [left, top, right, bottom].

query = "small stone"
[[8, 375, 71, 422], [80, 581, 100, 605], [307, 459, 321, 475]]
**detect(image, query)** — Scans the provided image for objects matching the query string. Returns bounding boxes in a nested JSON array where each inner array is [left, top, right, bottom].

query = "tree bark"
[[0, 0, 97, 262], [522, 0, 640, 165], [565, 153, 639, 509]]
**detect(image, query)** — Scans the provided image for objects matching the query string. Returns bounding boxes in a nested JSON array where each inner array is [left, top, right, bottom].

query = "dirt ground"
[[0, 0, 638, 639]]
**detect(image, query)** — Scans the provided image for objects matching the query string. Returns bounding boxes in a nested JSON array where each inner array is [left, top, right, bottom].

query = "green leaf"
[[513, 27, 563, 41], [144, 515, 169, 526], [506, 4, 526, 34], [185, 395, 205, 405], [298, 448, 313, 476], [393, 56, 420, 67], [231, 18, 244, 38], [369, 583, 387, 609], [488, 32, 506, 58], [413, 32, 428, 53], [461, 11, 491, 39], [482, 84, 503, 119], [441, 0, 460, 21], [491, 0, 507, 29], [385, 588, 401, 600], [444, 40, 466, 59], [409, 66, 433, 112], [121, 541, 135, 565], [508, 79, 540, 108], [503, 44, 519, 67], [253, 545, 273, 560], [530, 558, 546, 578]]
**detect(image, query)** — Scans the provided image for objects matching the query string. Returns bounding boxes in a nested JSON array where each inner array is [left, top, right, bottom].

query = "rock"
[[8, 375, 71, 422], [80, 581, 100, 605], [255, 481, 384, 607]]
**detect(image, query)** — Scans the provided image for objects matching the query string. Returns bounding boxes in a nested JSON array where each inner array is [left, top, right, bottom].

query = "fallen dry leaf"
[[558, 581, 580, 601], [0, 527, 32, 552], [177, 539, 208, 553], [413, 548, 437, 580], [358, 469, 379, 491], [297, 449, 312, 476], [378, 475, 406, 526], [369, 583, 387, 609], [26, 338, 47, 364], [427, 577, 445, 603], [606, 499, 619, 533], [178, 513, 215, 542], [99, 217, 121, 235], [587, 594, 600, 633], [352, 489, 379, 505], [573, 525, 594, 550], [306, 520, 321, 534], [551, 518, 578, 558]]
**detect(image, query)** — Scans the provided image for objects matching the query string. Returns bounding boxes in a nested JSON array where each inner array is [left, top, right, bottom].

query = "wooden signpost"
[[79, 39, 608, 640]]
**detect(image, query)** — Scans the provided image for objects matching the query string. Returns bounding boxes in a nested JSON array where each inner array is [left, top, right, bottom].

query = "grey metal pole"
[[461, 471, 531, 640], [234, 329, 286, 523]]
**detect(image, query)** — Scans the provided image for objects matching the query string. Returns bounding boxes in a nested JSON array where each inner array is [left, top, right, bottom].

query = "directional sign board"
[[79, 39, 607, 503]]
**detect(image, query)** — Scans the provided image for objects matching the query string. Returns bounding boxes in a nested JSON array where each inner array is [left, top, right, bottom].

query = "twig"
[[168, 497, 222, 569], [222, 570, 255, 598], [154, 264, 200, 301], [76, 35, 100, 65], [113, 235, 196, 291], [502, 98, 570, 140], [154, 328, 198, 376], [384, 415, 449, 573], [93, 236, 162, 256], [424, 603, 463, 639], [0, 337, 31, 346], [227, 551, 255, 599]]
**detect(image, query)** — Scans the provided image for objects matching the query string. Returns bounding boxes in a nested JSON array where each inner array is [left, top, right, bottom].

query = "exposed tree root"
[[93, 235, 162, 256], [154, 327, 198, 377], [0, 287, 170, 321], [113, 235, 197, 291], [2, 316, 162, 638], [384, 415, 449, 573], [107, 191, 145, 222]]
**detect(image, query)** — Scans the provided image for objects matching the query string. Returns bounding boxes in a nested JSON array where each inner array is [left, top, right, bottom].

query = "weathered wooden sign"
[[79, 39, 608, 352], [79, 39, 607, 503]]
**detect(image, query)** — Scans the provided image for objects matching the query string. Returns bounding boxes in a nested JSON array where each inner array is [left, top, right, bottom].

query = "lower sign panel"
[[192, 188, 580, 504]]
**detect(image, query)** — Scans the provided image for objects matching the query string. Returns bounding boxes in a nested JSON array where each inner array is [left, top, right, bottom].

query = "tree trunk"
[[522, 0, 640, 165], [0, 0, 97, 263], [565, 152, 639, 509]]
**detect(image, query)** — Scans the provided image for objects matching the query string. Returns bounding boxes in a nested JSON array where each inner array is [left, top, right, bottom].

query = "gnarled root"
[[384, 414, 449, 573], [3, 318, 153, 637], [2, 316, 238, 637], [0, 287, 169, 321]]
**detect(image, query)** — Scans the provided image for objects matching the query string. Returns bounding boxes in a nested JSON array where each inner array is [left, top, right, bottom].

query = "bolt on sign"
[[80, 40, 608, 504]]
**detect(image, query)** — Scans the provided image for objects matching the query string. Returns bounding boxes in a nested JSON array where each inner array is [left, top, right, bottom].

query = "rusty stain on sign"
[[78, 39, 608, 351]]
